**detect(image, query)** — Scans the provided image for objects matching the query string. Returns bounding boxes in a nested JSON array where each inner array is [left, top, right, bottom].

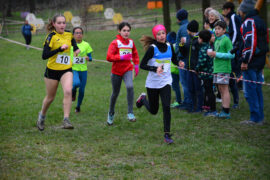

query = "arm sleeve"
[[132, 42, 140, 65], [170, 43, 179, 66], [106, 40, 121, 62], [71, 38, 79, 51], [140, 46, 157, 72], [215, 52, 235, 59], [42, 44, 63, 60], [87, 53, 92, 61], [175, 29, 181, 58], [241, 20, 257, 64]]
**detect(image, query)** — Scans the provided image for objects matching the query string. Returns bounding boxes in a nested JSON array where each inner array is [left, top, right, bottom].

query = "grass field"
[[1, 11, 270, 179]]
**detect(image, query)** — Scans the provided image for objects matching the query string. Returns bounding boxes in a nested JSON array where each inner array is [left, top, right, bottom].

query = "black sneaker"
[[136, 93, 146, 108], [164, 133, 173, 144], [75, 107, 80, 113], [72, 90, 76, 102]]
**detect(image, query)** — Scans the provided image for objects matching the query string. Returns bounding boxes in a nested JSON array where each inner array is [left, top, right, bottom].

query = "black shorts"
[[44, 67, 72, 81]]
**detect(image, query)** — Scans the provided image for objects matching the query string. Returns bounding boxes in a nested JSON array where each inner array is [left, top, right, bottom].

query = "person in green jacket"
[[71, 27, 93, 113], [207, 21, 234, 119]]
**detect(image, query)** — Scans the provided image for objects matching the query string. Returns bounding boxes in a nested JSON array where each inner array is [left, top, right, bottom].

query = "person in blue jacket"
[[21, 20, 32, 50], [175, 9, 192, 111]]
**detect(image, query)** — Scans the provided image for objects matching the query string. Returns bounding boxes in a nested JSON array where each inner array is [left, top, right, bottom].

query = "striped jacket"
[[240, 10, 268, 70]]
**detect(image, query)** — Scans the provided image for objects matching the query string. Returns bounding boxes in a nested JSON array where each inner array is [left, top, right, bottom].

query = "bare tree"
[[29, 0, 36, 13], [175, 0, 181, 11], [202, 0, 211, 23], [162, 0, 171, 32]]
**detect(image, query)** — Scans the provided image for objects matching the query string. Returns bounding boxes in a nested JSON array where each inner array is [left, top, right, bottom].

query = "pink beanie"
[[152, 24, 166, 39]]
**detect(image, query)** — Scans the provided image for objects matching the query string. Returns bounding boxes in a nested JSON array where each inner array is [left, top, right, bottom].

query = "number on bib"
[[119, 49, 132, 56], [56, 55, 71, 65], [73, 57, 85, 64]]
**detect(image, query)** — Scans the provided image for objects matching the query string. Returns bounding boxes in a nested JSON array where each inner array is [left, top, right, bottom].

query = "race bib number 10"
[[56, 54, 70, 65], [73, 57, 85, 64]]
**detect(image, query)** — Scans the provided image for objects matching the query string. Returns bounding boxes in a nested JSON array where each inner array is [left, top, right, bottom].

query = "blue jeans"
[[187, 71, 203, 111], [243, 69, 264, 122], [72, 70, 87, 108], [171, 73, 182, 104], [179, 68, 191, 106]]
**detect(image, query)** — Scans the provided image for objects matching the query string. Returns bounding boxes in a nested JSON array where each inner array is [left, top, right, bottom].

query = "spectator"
[[238, 0, 268, 125]]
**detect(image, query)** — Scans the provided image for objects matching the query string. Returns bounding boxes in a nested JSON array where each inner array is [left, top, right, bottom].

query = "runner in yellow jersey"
[[71, 27, 93, 113], [37, 14, 80, 131]]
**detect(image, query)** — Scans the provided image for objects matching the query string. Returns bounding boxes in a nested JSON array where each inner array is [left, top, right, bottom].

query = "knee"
[[64, 89, 72, 97], [150, 108, 158, 115]]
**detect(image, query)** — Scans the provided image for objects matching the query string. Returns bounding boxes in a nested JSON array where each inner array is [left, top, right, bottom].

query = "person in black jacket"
[[238, 0, 268, 125], [179, 20, 203, 113], [222, 1, 242, 109]]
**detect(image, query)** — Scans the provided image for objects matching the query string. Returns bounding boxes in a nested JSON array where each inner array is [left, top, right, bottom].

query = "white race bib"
[[56, 54, 70, 65], [162, 63, 170, 73], [119, 49, 132, 56], [73, 57, 85, 64]]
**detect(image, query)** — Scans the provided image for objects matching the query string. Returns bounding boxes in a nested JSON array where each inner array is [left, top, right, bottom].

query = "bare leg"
[[60, 72, 73, 118], [41, 78, 59, 115], [218, 84, 230, 108]]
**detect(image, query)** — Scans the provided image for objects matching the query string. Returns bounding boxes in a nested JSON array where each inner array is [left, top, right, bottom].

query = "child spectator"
[[207, 21, 234, 119], [196, 30, 216, 116], [179, 20, 203, 113]]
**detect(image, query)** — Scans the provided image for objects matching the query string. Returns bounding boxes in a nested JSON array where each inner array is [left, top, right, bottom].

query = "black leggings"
[[142, 85, 171, 133], [203, 79, 216, 111]]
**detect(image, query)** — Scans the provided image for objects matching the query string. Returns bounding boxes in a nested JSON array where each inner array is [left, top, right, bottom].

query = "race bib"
[[119, 49, 132, 56], [73, 57, 85, 64], [156, 59, 170, 73], [56, 54, 70, 65]]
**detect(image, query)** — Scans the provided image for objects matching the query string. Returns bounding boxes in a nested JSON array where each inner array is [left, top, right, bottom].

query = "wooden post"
[[162, 0, 171, 32], [175, 0, 181, 11], [202, 0, 211, 23]]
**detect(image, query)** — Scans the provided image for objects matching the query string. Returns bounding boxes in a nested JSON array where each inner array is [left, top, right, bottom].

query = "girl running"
[[136, 24, 182, 144], [37, 14, 80, 131], [106, 22, 140, 125], [71, 27, 93, 113]]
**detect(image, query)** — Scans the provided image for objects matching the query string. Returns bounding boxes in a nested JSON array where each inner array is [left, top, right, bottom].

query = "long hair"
[[140, 35, 156, 51], [46, 14, 65, 32]]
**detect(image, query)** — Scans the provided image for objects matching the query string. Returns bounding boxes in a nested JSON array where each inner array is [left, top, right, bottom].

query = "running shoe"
[[171, 102, 180, 108], [63, 118, 74, 129], [37, 112, 45, 131], [107, 113, 114, 125], [127, 113, 136, 122], [216, 111, 231, 119], [75, 107, 80, 113], [164, 133, 174, 144], [204, 111, 218, 117], [136, 93, 146, 108]]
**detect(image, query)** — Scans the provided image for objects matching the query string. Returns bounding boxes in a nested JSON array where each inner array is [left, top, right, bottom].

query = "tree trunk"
[[202, 0, 211, 23], [6, 0, 12, 17], [256, 0, 268, 28], [162, 0, 171, 32], [29, 0, 36, 13], [175, 0, 181, 11]]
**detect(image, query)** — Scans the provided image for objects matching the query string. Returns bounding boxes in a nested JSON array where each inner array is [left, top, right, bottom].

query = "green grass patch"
[[1, 9, 270, 179]]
